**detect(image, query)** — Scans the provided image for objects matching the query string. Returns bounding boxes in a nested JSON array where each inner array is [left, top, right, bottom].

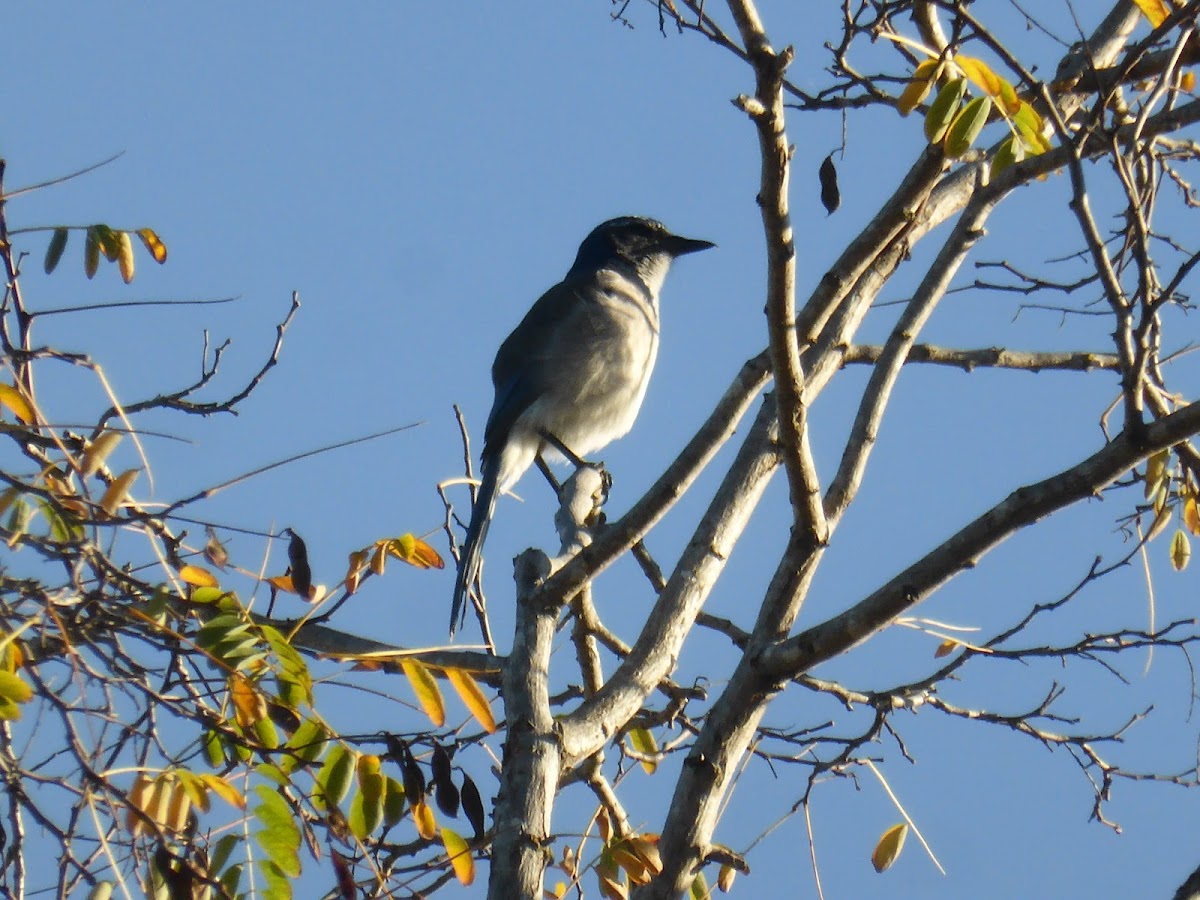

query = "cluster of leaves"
[[43, 222, 167, 283], [898, 52, 1051, 172], [0, 183, 505, 900], [1140, 447, 1200, 572]]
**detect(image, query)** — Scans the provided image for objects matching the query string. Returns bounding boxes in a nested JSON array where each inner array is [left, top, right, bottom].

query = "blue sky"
[[5, 3, 1200, 898]]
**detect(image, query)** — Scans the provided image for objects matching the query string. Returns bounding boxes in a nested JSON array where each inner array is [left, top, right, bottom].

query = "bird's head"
[[568, 217, 714, 291]]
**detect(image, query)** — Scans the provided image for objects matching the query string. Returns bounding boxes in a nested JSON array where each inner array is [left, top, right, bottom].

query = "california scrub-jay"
[[451, 216, 714, 636]]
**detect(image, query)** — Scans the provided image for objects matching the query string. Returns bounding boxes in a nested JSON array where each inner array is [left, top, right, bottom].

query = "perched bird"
[[451, 216, 714, 635]]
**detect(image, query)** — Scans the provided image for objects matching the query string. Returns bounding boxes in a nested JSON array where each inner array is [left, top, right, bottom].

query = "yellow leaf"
[[626, 727, 658, 774], [198, 772, 246, 810], [934, 638, 959, 658], [413, 797, 438, 840], [81, 431, 122, 478], [126, 773, 158, 837], [1171, 528, 1191, 571], [997, 78, 1021, 115], [1145, 449, 1170, 499], [1132, 0, 1170, 27], [99, 469, 139, 516], [442, 826, 475, 885], [1147, 503, 1173, 542], [179, 564, 218, 588], [230, 673, 267, 728], [444, 667, 496, 733], [163, 776, 192, 833], [871, 822, 908, 873], [137, 228, 168, 264], [174, 769, 211, 814], [402, 659, 446, 727], [117, 231, 135, 284], [955, 55, 1002, 98], [896, 58, 939, 116], [1013, 101, 1051, 154], [1184, 497, 1200, 535], [0, 383, 35, 425], [1182, 70, 1196, 93]]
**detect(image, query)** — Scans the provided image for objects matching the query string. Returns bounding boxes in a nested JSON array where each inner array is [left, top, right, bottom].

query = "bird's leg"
[[538, 429, 614, 500], [538, 429, 588, 468], [534, 453, 562, 494]]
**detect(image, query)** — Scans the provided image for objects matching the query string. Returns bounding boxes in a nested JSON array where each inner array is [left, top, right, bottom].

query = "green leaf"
[[203, 729, 227, 768], [281, 717, 328, 774], [924, 77, 967, 144], [218, 863, 243, 898], [253, 785, 301, 878], [84, 227, 100, 279], [382, 776, 406, 829], [0, 670, 33, 705], [256, 762, 289, 788], [990, 135, 1024, 178], [44, 228, 68, 274], [259, 859, 292, 900], [315, 744, 354, 810], [209, 833, 241, 875], [944, 96, 993, 158]]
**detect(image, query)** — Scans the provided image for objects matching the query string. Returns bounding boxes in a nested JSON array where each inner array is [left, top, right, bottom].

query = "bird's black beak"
[[663, 234, 716, 257]]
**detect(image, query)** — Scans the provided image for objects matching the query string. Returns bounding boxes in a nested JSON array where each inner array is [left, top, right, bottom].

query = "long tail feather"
[[450, 455, 501, 636]]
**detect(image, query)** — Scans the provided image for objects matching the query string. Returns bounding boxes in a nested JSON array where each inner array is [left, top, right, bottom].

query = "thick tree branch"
[[770, 398, 1200, 678]]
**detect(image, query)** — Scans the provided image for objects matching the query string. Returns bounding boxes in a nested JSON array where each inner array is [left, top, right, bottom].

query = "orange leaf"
[[934, 639, 959, 658], [1184, 497, 1200, 535], [345, 549, 368, 595], [402, 659, 445, 727], [230, 674, 267, 728], [137, 228, 168, 264], [444, 667, 496, 733], [387, 534, 445, 570], [268, 574, 296, 593], [370, 543, 387, 576], [442, 826, 475, 885], [718, 864, 736, 892], [179, 565, 218, 588]]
